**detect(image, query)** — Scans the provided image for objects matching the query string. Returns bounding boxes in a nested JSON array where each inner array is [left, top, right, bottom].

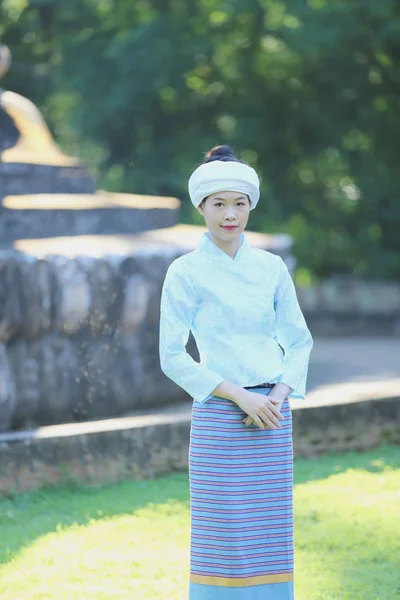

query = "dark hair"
[[203, 144, 239, 164], [200, 145, 251, 207]]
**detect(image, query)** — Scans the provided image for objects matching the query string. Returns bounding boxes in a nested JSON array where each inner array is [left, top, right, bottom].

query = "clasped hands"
[[240, 383, 291, 430]]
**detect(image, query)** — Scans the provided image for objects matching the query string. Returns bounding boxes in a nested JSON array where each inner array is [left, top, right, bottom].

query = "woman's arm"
[[267, 382, 292, 403], [242, 258, 313, 428], [159, 259, 225, 403], [272, 256, 314, 400]]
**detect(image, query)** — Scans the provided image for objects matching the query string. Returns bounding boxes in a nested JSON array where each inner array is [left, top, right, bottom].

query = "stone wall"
[[0, 247, 184, 431], [0, 392, 398, 496], [298, 275, 400, 335]]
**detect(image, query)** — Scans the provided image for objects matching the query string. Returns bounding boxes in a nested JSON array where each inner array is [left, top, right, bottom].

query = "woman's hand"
[[233, 388, 284, 430], [241, 383, 291, 428], [243, 397, 284, 428]]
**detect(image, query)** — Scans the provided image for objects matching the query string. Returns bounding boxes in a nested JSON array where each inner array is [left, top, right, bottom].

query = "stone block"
[[0, 343, 16, 431]]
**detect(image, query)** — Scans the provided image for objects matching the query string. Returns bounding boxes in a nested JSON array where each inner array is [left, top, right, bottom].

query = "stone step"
[[12, 222, 292, 260], [0, 190, 181, 244], [0, 162, 96, 197]]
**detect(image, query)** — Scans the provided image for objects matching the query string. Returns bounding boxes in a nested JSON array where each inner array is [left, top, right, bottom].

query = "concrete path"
[[307, 336, 399, 391], [155, 336, 400, 415], [293, 336, 400, 409]]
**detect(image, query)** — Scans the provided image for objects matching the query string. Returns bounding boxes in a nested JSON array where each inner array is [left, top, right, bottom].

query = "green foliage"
[[1, 0, 399, 279]]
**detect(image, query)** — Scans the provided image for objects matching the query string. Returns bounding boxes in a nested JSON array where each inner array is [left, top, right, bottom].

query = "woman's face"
[[196, 190, 251, 242]]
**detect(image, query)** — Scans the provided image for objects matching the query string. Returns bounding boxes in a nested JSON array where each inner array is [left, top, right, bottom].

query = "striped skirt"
[[188, 387, 294, 600]]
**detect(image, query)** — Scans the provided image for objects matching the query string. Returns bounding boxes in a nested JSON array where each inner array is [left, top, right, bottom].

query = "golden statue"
[[0, 44, 78, 166]]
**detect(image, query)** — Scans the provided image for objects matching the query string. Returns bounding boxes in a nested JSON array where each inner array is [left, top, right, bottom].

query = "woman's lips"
[[221, 226, 238, 230]]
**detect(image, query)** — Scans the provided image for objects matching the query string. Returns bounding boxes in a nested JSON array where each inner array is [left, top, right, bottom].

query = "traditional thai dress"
[[159, 231, 313, 600]]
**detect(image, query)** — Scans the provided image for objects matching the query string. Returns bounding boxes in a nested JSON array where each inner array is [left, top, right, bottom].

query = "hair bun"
[[203, 144, 238, 163]]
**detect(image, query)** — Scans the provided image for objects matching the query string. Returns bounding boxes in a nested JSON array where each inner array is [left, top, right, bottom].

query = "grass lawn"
[[0, 444, 399, 600]]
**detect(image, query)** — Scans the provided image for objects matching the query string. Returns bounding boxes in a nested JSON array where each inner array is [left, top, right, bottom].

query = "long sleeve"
[[159, 259, 226, 403], [273, 256, 313, 400]]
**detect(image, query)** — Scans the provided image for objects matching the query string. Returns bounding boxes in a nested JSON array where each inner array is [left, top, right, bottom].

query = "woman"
[[159, 145, 313, 600]]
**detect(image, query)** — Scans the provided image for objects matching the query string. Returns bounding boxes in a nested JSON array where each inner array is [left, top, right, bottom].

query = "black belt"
[[244, 382, 275, 390]]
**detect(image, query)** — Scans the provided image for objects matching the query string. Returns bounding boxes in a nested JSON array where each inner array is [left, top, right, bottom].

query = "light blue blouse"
[[159, 231, 313, 403]]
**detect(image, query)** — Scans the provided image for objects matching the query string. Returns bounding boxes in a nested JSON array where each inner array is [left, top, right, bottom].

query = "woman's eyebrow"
[[212, 196, 247, 201]]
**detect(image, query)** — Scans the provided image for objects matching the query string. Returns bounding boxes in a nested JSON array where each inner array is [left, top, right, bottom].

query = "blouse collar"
[[198, 230, 249, 263]]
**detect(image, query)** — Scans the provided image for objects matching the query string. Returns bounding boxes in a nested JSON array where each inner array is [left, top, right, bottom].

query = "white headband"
[[188, 160, 260, 211]]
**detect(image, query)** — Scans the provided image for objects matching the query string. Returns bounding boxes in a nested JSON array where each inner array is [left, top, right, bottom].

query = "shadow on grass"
[[0, 469, 191, 568]]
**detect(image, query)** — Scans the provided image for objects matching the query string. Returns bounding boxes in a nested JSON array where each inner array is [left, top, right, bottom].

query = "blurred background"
[[0, 1, 398, 439], [2, 0, 399, 282]]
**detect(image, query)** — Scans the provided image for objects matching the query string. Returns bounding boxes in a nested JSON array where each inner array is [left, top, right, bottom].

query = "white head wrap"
[[188, 160, 260, 211]]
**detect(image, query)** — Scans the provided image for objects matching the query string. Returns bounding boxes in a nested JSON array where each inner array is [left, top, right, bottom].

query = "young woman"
[[159, 145, 313, 600]]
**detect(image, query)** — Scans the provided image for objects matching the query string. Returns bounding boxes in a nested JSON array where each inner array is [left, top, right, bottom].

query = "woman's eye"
[[215, 202, 245, 207]]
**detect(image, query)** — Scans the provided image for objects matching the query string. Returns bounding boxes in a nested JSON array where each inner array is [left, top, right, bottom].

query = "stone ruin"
[[0, 44, 293, 431]]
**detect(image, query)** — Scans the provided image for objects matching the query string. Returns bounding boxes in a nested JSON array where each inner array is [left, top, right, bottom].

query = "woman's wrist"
[[268, 382, 292, 402]]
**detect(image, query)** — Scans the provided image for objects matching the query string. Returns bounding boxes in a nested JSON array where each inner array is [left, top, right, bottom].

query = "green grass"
[[0, 445, 399, 600]]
